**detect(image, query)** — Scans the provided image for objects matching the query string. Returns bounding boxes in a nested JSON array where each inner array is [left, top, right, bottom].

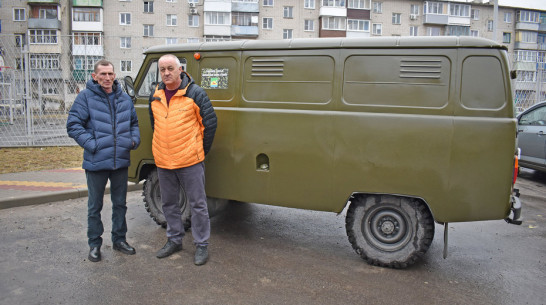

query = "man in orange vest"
[[149, 54, 217, 265]]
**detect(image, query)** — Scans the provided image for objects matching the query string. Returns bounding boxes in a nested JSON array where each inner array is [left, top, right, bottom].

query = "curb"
[[0, 183, 143, 210]]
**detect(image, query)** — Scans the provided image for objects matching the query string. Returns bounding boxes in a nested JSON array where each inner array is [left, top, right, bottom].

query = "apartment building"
[[0, 0, 545, 104]]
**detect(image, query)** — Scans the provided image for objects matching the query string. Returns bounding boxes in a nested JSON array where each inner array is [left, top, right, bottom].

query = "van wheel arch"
[[345, 194, 435, 268]]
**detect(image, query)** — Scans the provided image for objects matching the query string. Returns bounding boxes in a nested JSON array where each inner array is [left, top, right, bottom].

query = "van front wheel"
[[346, 195, 434, 268]]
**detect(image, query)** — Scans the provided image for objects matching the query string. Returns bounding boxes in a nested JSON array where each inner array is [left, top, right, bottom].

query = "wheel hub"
[[362, 206, 413, 252]]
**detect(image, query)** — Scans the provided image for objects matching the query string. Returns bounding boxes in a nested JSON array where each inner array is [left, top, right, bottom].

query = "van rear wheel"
[[142, 168, 190, 230], [346, 195, 434, 268]]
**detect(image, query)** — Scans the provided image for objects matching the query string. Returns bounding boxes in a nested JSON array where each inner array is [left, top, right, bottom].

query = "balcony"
[[28, 18, 61, 29], [232, 1, 259, 13], [72, 70, 93, 82], [320, 6, 347, 17], [515, 42, 538, 50], [204, 25, 231, 36], [447, 16, 470, 26], [516, 22, 539, 31], [72, 0, 103, 7], [72, 45, 104, 56], [28, 0, 60, 3], [72, 20, 103, 32], [231, 25, 258, 37], [423, 14, 448, 25], [204, 0, 231, 12]]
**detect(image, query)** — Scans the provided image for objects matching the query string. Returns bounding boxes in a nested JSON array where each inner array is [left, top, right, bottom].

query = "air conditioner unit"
[[189, 2, 195, 8], [190, 8, 197, 14], [410, 14, 418, 20]]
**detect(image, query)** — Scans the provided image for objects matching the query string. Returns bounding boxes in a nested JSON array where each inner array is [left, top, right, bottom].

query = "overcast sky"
[[498, 0, 545, 10]]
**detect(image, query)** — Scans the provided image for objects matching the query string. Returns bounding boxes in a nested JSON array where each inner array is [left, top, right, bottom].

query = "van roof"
[[144, 36, 506, 54]]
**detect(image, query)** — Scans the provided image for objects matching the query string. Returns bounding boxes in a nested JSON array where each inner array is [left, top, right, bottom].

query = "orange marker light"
[[194, 52, 201, 60]]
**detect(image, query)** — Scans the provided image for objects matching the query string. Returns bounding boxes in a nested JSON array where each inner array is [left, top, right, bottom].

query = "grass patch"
[[0, 146, 83, 174]]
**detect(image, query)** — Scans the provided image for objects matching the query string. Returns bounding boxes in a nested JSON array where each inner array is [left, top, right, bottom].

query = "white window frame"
[[427, 27, 441, 36], [120, 13, 131, 25], [121, 60, 132, 72], [503, 32, 511, 43], [283, 29, 293, 39], [283, 6, 293, 18], [187, 38, 200, 43], [304, 19, 315, 31], [471, 9, 479, 20], [373, 2, 382, 13], [263, 0, 273, 6], [166, 37, 178, 44], [410, 26, 418, 36], [425, 2, 444, 15], [262, 17, 273, 29], [144, 24, 154, 36], [322, 16, 346, 30], [347, 19, 369, 32], [520, 31, 538, 43], [73, 7, 101, 22], [205, 12, 230, 25], [470, 29, 479, 37], [410, 4, 419, 16], [504, 12, 512, 23], [30, 54, 60, 70], [73, 32, 102, 46], [188, 15, 199, 27], [144, 1, 154, 13], [487, 20, 493, 32], [449, 4, 470, 17], [372, 23, 382, 35], [304, 0, 315, 9], [120, 37, 131, 48], [167, 14, 177, 26], [322, 0, 344, 7], [13, 8, 26, 21], [392, 13, 401, 25], [29, 29, 58, 44], [348, 0, 370, 9]]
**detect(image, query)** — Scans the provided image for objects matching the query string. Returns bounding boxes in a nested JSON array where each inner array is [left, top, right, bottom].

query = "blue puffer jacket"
[[67, 79, 140, 171]]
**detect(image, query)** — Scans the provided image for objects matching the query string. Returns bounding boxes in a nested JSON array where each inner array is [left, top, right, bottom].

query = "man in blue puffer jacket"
[[67, 59, 140, 263]]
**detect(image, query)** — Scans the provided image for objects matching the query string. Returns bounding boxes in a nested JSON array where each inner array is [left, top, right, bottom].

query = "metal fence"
[[0, 33, 545, 147]]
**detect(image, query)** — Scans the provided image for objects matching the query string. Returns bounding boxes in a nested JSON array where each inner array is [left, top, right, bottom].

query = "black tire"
[[142, 168, 190, 229], [346, 194, 434, 268]]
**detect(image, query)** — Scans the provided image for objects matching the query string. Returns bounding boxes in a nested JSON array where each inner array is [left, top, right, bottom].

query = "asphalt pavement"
[[0, 167, 142, 210]]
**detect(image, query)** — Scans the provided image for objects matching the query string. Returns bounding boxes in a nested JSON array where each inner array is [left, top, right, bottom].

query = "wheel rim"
[[362, 205, 413, 252]]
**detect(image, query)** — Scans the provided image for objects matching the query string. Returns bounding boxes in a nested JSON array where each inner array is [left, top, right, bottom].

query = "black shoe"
[[89, 246, 101, 262], [156, 239, 183, 259], [194, 245, 208, 266], [113, 241, 136, 255]]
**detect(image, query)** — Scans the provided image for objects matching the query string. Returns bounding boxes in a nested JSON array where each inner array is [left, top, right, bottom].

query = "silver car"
[[517, 101, 546, 172]]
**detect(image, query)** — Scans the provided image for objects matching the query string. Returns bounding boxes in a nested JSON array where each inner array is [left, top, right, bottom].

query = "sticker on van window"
[[201, 68, 228, 89]]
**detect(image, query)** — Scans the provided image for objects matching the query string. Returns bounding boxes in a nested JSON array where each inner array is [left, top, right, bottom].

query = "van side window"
[[243, 55, 334, 104], [343, 55, 450, 108], [461, 56, 506, 110], [137, 57, 187, 97]]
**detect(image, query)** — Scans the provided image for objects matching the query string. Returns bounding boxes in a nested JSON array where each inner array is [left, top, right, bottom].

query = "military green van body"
[[126, 37, 520, 268]]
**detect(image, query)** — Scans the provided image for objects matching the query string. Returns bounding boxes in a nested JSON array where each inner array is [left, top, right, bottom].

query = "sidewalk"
[[0, 168, 142, 210]]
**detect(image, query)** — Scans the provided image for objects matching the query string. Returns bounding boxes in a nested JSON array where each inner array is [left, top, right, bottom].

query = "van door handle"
[[538, 131, 544, 136]]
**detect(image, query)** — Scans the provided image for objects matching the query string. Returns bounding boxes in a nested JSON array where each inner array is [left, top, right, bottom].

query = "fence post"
[[23, 44, 33, 146]]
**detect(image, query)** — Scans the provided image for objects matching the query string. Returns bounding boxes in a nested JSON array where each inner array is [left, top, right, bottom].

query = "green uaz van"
[[124, 37, 522, 268]]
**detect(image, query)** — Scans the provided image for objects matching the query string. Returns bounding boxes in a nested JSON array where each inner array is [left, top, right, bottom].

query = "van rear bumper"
[[505, 189, 522, 225]]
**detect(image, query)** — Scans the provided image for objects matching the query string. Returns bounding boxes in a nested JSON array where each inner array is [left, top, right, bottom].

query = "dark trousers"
[[85, 168, 129, 247], [157, 162, 210, 246]]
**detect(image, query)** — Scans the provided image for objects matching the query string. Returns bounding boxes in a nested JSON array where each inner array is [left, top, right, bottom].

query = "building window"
[[189, 15, 199, 27], [517, 10, 539, 23], [166, 0, 176, 2], [205, 12, 230, 25], [120, 37, 131, 48], [487, 20, 493, 31], [348, 0, 370, 9], [504, 12, 512, 23], [73, 8, 101, 22], [517, 50, 537, 62], [13, 8, 26, 21], [424, 2, 443, 15], [283, 29, 293, 39], [446, 25, 469, 36], [232, 12, 258, 26], [39, 8, 57, 19], [471, 9, 479, 20], [73, 55, 102, 71], [322, 16, 346, 30], [188, 0, 198, 3], [304, 0, 315, 9], [144, 1, 154, 13], [41, 80, 60, 95], [166, 38, 178, 44], [204, 35, 231, 42], [304, 19, 315, 31], [120, 13, 131, 25], [373, 2, 382, 13], [29, 30, 57, 44], [144, 24, 154, 36], [392, 13, 401, 24], [262, 17, 273, 29], [283, 6, 293, 18], [427, 27, 441, 36], [410, 26, 418, 36], [503, 32, 511, 43], [121, 60, 132, 72], [167, 14, 177, 26], [470, 29, 479, 37], [348, 19, 369, 31], [410, 4, 419, 16], [30, 54, 60, 70], [322, 0, 344, 7], [263, 0, 273, 6], [449, 4, 470, 17], [15, 34, 26, 47], [73, 32, 102, 45], [372, 23, 382, 35], [519, 31, 538, 43], [187, 38, 199, 43]]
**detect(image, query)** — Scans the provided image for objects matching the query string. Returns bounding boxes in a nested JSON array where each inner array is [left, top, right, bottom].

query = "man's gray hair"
[[159, 54, 181, 68], [94, 59, 114, 73]]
